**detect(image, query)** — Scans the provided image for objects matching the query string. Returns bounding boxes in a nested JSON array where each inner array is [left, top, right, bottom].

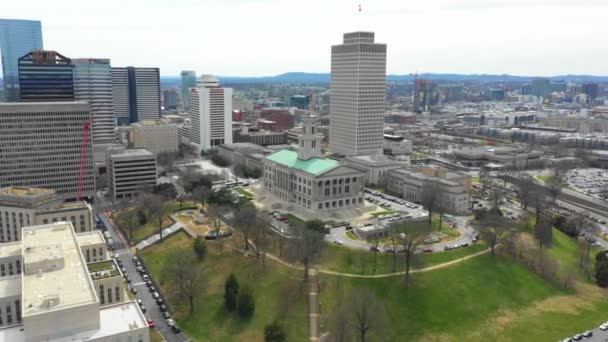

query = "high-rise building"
[[290, 95, 311, 110], [582, 83, 599, 102], [412, 79, 438, 113], [73, 58, 115, 144], [130, 120, 179, 154], [329, 32, 386, 157], [111, 66, 160, 125], [0, 19, 43, 102], [531, 78, 551, 98], [162, 88, 178, 110], [189, 75, 233, 151], [180, 70, 196, 111], [0, 102, 95, 201], [18, 50, 74, 102]]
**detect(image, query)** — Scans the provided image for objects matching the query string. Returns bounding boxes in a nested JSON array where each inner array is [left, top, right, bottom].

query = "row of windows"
[[0, 300, 21, 326], [99, 285, 122, 305]]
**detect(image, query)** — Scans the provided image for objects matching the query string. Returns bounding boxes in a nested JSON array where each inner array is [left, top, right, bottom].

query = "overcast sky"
[[3, 0, 608, 77]]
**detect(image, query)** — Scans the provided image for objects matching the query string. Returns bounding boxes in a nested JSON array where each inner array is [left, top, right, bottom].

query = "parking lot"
[[565, 168, 608, 200]]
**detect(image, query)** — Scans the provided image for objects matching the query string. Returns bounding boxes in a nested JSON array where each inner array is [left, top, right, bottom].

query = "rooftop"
[[0, 187, 54, 196], [0, 275, 21, 299], [0, 241, 22, 259], [76, 230, 105, 247], [88, 260, 121, 280], [22, 222, 98, 317], [265, 149, 340, 176], [109, 148, 155, 158]]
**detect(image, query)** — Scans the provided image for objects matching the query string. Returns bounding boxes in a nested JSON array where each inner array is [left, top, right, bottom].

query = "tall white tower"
[[297, 115, 323, 160], [189, 75, 233, 152], [329, 31, 386, 157]]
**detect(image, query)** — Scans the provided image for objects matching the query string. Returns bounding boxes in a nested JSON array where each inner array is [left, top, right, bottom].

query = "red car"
[[423, 248, 433, 253], [147, 319, 155, 328]]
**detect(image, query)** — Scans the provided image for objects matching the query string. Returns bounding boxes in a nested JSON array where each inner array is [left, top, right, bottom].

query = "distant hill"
[[160, 72, 608, 87]]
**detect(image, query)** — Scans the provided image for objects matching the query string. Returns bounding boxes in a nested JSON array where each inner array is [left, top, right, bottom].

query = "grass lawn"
[[115, 200, 197, 244], [318, 254, 568, 341], [370, 209, 399, 218], [536, 175, 551, 183], [235, 188, 254, 198], [319, 242, 488, 275], [150, 329, 165, 342], [140, 232, 308, 342]]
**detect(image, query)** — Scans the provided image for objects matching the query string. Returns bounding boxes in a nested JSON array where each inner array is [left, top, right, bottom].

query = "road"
[[94, 197, 188, 342], [560, 324, 608, 342]]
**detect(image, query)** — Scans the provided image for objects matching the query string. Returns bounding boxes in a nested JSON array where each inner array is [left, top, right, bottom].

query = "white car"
[[600, 323, 608, 331], [334, 239, 344, 245]]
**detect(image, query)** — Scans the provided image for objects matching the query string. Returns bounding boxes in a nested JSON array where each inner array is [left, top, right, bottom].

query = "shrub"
[[224, 274, 239, 312], [264, 320, 286, 342], [237, 289, 255, 319]]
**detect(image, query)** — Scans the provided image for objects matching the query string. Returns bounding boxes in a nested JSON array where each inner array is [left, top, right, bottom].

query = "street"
[[95, 197, 189, 342]]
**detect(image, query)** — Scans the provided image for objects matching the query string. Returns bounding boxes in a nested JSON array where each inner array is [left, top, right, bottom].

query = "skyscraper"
[[413, 79, 438, 113], [582, 83, 599, 102], [18, 50, 74, 102], [329, 32, 386, 157], [0, 102, 95, 201], [180, 70, 196, 111], [0, 19, 43, 102], [162, 88, 178, 110], [111, 66, 160, 125], [73, 58, 115, 144], [189, 75, 233, 152], [531, 78, 551, 98]]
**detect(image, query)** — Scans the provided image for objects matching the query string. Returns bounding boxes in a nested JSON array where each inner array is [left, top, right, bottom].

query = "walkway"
[[134, 219, 184, 250], [308, 268, 320, 342], [264, 248, 490, 279]]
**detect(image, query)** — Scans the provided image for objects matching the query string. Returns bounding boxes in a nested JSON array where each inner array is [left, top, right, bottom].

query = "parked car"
[[147, 319, 155, 328], [139, 304, 146, 313], [422, 248, 433, 253], [582, 331, 593, 338], [166, 319, 175, 327], [149, 286, 156, 293], [370, 246, 380, 252], [130, 287, 138, 295], [600, 323, 608, 331], [156, 298, 164, 305], [159, 304, 168, 312], [572, 334, 583, 341], [334, 239, 344, 245], [171, 325, 181, 334], [152, 292, 160, 299], [163, 311, 171, 319]]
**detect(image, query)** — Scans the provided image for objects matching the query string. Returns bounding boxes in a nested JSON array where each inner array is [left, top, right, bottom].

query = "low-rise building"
[[0, 222, 148, 342], [344, 155, 404, 186], [262, 116, 366, 212], [453, 146, 543, 169], [233, 125, 288, 146], [386, 168, 471, 215], [130, 120, 179, 154], [383, 134, 412, 155], [107, 148, 157, 199], [0, 187, 93, 242], [217, 143, 269, 172]]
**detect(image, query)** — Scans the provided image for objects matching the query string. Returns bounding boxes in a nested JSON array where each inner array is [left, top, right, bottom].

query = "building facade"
[[107, 148, 157, 199], [0, 222, 149, 342], [111, 67, 160, 125], [18, 50, 74, 102], [189, 75, 233, 151], [130, 120, 179, 154], [162, 88, 178, 110], [73, 58, 115, 145], [0, 19, 43, 102], [386, 169, 471, 215], [412, 79, 438, 113], [180, 70, 196, 111], [329, 32, 386, 157], [0, 102, 95, 201], [262, 117, 366, 212]]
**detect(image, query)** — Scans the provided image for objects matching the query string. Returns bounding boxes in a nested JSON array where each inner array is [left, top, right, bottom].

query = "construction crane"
[[77, 121, 91, 201]]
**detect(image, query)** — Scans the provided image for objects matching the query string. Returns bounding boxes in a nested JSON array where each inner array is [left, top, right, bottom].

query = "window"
[[108, 288, 113, 303], [8, 264, 13, 276], [15, 300, 20, 322], [116, 287, 121, 302], [6, 304, 11, 324], [0, 306, 3, 325], [345, 185, 350, 193], [86, 249, 90, 262], [93, 249, 97, 257], [0, 264, 5, 277], [15, 260, 20, 274], [99, 285, 105, 304]]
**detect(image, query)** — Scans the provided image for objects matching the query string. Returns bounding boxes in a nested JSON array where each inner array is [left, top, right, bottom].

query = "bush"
[[264, 320, 286, 342], [153, 183, 177, 200], [211, 154, 231, 167], [224, 274, 239, 312], [193, 236, 206, 261], [595, 251, 608, 288], [237, 289, 255, 319], [136, 209, 147, 225]]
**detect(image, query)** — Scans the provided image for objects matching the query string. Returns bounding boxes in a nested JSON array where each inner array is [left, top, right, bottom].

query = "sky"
[[3, 0, 608, 77]]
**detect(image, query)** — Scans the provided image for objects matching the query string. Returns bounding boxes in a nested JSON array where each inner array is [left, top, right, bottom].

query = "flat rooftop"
[[22, 222, 98, 317], [0, 187, 54, 196], [0, 241, 22, 259], [76, 230, 105, 247], [0, 302, 147, 342], [110, 148, 155, 158], [265, 149, 340, 176]]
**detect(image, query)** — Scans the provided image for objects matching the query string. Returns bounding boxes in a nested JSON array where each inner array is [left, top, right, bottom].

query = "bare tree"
[[546, 174, 565, 203], [141, 193, 170, 240], [515, 173, 535, 210], [286, 225, 325, 278], [534, 219, 553, 249], [475, 210, 512, 256], [328, 299, 351, 342], [578, 240, 593, 281], [487, 181, 509, 211], [341, 288, 389, 342], [393, 221, 431, 283], [420, 181, 440, 224], [234, 202, 257, 250], [157, 151, 177, 171], [371, 235, 381, 274], [207, 203, 226, 238], [163, 248, 205, 315], [387, 230, 400, 272], [192, 185, 211, 210], [117, 209, 139, 241]]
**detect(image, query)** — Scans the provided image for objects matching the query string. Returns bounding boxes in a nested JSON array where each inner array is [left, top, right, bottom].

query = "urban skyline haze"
[[2, 0, 608, 77]]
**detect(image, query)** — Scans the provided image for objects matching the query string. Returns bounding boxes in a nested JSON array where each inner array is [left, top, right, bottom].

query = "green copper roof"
[[265, 150, 340, 176]]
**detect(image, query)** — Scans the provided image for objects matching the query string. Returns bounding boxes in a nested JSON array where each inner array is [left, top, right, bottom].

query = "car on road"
[[149, 286, 156, 293], [582, 331, 593, 338], [460, 242, 469, 248], [334, 239, 343, 245], [444, 245, 453, 251], [140, 304, 146, 313], [136, 266, 144, 273], [136, 299, 143, 306], [163, 311, 171, 319], [156, 298, 164, 305], [600, 322, 608, 331], [171, 325, 181, 334], [147, 319, 155, 328], [130, 287, 138, 295], [369, 246, 380, 252], [422, 248, 433, 253], [572, 334, 583, 340], [132, 256, 139, 262], [166, 319, 175, 327], [159, 304, 168, 312], [152, 292, 160, 299]]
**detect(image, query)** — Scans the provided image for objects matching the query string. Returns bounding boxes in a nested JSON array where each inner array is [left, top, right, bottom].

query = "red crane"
[[77, 121, 91, 201]]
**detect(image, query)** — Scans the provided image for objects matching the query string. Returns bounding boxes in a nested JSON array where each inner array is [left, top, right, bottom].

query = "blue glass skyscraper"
[[0, 19, 43, 101], [180, 70, 196, 111]]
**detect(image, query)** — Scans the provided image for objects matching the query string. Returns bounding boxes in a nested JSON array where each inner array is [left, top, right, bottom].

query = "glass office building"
[[0, 19, 43, 101]]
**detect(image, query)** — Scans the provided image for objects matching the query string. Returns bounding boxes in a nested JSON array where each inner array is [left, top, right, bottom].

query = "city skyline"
[[2, 0, 608, 77]]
